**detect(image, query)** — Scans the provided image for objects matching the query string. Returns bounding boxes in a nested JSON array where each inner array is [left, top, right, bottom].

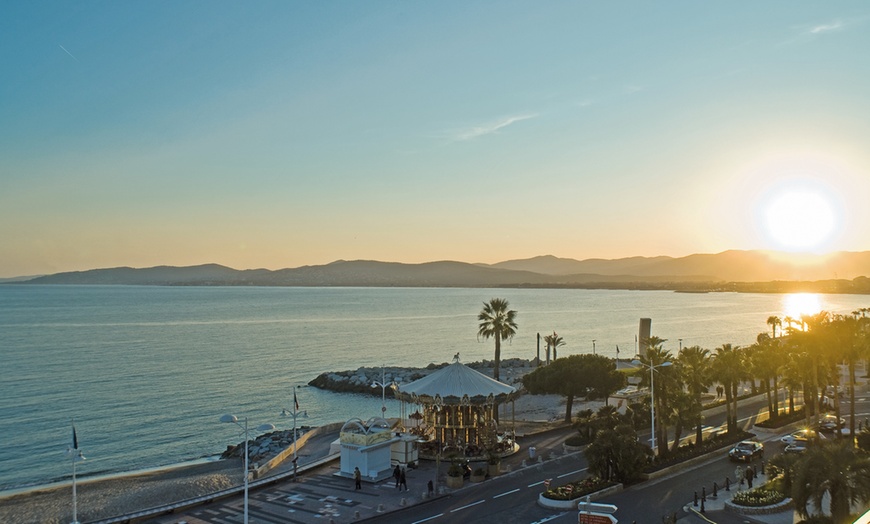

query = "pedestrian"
[[735, 466, 745, 488], [745, 465, 755, 489], [394, 464, 401, 488], [427, 479, 434, 496], [354, 467, 361, 490], [400, 467, 408, 491]]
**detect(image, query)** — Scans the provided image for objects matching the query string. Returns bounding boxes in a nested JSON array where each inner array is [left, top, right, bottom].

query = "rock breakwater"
[[308, 358, 536, 395], [220, 427, 310, 466]]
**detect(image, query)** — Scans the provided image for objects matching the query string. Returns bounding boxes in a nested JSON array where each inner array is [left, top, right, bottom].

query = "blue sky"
[[2, 2, 870, 277]]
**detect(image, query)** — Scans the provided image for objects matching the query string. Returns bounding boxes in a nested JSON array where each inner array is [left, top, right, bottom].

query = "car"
[[780, 429, 823, 445], [729, 440, 764, 462], [817, 414, 846, 432], [784, 438, 809, 454]]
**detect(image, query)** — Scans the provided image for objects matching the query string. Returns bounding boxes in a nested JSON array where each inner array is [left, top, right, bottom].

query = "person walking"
[[399, 468, 408, 491], [427, 479, 434, 497], [354, 467, 362, 490], [745, 465, 755, 489], [735, 466, 745, 489], [393, 464, 401, 489]]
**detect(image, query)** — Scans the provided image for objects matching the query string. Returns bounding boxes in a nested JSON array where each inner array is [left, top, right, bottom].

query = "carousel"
[[394, 355, 522, 460]]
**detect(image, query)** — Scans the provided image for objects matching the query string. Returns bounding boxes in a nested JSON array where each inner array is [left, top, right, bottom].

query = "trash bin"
[[528, 446, 536, 459]]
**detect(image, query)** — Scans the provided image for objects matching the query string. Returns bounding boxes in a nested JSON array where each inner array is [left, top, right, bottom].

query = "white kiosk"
[[337, 417, 397, 482]]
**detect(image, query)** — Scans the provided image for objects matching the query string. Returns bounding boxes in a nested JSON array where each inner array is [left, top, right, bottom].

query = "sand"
[[0, 393, 580, 524]]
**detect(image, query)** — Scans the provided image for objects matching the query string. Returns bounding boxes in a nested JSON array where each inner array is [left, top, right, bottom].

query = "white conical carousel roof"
[[395, 359, 517, 404]]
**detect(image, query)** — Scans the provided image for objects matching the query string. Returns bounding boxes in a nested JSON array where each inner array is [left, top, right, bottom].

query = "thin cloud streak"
[[59, 44, 79, 62], [452, 113, 538, 141], [808, 20, 844, 34]]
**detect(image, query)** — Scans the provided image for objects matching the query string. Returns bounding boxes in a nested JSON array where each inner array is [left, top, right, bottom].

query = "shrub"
[[564, 434, 587, 447], [731, 488, 786, 507], [541, 476, 615, 501]]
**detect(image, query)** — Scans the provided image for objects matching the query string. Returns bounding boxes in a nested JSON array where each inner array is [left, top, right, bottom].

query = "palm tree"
[[638, 336, 676, 457], [793, 441, 870, 522], [543, 331, 565, 362], [477, 298, 518, 384], [767, 315, 782, 339], [712, 343, 745, 434], [678, 345, 712, 445]]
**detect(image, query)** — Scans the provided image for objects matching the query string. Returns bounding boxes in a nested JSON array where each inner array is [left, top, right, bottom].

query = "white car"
[[780, 429, 824, 445]]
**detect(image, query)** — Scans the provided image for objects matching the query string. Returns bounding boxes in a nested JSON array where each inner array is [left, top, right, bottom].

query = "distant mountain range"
[[12, 250, 870, 293]]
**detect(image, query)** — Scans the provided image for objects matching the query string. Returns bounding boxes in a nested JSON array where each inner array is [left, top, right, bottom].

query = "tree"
[[543, 331, 565, 362], [585, 422, 652, 484], [793, 441, 870, 523], [767, 315, 782, 339], [677, 345, 712, 445], [636, 336, 678, 458], [477, 298, 517, 384], [712, 343, 745, 434], [522, 354, 624, 423]]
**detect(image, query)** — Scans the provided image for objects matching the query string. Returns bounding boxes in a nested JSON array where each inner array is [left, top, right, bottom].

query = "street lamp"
[[66, 420, 85, 524], [371, 366, 396, 417], [281, 388, 307, 481], [631, 359, 673, 456], [219, 414, 275, 524], [679, 339, 683, 351], [592, 339, 596, 355]]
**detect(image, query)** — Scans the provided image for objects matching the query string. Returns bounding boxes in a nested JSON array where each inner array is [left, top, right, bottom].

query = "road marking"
[[411, 513, 443, 524], [531, 513, 568, 523], [493, 488, 520, 498], [557, 467, 588, 479], [450, 500, 485, 512], [528, 480, 546, 487]]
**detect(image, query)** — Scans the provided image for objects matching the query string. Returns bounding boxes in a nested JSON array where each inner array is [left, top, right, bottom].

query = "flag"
[[71, 422, 79, 451], [294, 390, 300, 411], [616, 345, 620, 355]]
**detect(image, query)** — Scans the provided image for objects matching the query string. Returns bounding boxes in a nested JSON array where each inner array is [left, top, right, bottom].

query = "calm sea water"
[[1, 285, 868, 491]]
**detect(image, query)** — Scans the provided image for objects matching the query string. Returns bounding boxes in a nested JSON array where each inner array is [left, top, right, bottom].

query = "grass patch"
[[731, 487, 786, 507]]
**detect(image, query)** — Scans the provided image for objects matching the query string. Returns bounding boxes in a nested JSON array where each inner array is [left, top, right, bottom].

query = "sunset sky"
[[2, 2, 870, 278]]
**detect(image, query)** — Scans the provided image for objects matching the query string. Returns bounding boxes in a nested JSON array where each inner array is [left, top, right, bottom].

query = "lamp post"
[[66, 420, 85, 524], [679, 338, 683, 351], [371, 366, 396, 418], [281, 388, 307, 482], [220, 414, 275, 524], [631, 359, 673, 456], [592, 339, 596, 355]]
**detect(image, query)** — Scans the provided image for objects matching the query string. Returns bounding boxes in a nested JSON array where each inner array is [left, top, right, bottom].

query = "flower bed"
[[731, 488, 786, 507], [541, 477, 617, 501]]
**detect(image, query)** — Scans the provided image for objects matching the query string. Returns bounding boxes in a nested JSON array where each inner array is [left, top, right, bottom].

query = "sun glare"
[[764, 191, 835, 251], [781, 293, 822, 325]]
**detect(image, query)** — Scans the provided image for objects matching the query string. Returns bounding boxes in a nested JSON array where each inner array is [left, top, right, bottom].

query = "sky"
[[2, 2, 870, 278]]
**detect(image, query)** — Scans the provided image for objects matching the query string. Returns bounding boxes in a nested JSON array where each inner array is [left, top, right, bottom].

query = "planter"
[[487, 463, 501, 477], [725, 498, 793, 515], [445, 475, 463, 489], [470, 473, 486, 483], [537, 483, 623, 510]]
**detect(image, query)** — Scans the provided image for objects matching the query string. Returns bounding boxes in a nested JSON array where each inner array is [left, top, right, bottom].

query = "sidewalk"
[[679, 465, 795, 524]]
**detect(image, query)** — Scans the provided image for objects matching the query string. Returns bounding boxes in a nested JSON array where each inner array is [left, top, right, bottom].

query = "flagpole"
[[72, 451, 78, 524], [68, 419, 83, 524]]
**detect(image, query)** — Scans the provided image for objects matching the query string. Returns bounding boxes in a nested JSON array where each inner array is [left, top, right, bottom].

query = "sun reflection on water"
[[781, 293, 822, 327]]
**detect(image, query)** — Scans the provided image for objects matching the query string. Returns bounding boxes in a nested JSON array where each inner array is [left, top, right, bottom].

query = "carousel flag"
[[294, 390, 300, 411]]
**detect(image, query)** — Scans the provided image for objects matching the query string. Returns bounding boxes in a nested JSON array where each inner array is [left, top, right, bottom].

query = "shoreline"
[[0, 391, 574, 524]]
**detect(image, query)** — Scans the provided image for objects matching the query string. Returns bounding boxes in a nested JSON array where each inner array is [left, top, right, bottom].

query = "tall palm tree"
[[767, 315, 782, 339], [543, 331, 565, 362], [477, 298, 518, 384], [638, 336, 676, 457], [793, 441, 870, 523], [678, 345, 712, 445], [712, 343, 745, 434]]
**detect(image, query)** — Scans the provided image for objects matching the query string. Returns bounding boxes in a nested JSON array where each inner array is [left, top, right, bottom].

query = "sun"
[[764, 190, 836, 251]]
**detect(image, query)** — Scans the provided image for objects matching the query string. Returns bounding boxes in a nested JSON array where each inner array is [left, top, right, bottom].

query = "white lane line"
[[450, 500, 485, 512], [411, 513, 444, 524], [493, 488, 521, 499], [557, 467, 588, 479], [528, 480, 546, 487]]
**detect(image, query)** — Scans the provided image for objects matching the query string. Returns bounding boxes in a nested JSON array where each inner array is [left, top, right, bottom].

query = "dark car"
[[729, 440, 764, 462]]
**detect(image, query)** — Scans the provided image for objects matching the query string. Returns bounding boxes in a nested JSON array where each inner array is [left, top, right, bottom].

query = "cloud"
[[452, 113, 538, 141], [807, 20, 844, 35]]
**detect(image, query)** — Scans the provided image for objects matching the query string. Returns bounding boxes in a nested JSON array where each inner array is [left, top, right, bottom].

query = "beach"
[[0, 393, 572, 524]]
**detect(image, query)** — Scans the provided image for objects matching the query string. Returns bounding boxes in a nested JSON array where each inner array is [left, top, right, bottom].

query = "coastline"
[[0, 391, 572, 524]]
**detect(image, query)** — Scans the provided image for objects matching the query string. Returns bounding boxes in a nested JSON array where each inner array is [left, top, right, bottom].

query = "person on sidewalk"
[[354, 467, 362, 490], [427, 479, 434, 497], [745, 465, 755, 489], [393, 464, 401, 488], [735, 466, 745, 489]]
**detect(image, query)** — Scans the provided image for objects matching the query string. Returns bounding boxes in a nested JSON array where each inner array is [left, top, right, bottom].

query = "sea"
[[1, 285, 868, 493]]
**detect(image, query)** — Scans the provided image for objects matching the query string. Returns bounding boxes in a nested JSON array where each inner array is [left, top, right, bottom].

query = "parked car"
[[780, 429, 823, 445], [784, 438, 809, 454], [729, 440, 764, 462]]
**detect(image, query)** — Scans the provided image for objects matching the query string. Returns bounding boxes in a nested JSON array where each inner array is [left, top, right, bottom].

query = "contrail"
[[59, 44, 79, 62]]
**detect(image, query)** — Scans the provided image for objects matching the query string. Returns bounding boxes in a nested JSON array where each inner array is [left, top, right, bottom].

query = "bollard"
[[401, 497, 407, 506], [700, 496, 705, 514], [354, 510, 361, 520], [521, 459, 527, 468], [693, 491, 698, 507], [712, 481, 718, 499], [538, 455, 543, 464], [760, 459, 765, 475], [725, 476, 731, 491], [377, 504, 385, 513]]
